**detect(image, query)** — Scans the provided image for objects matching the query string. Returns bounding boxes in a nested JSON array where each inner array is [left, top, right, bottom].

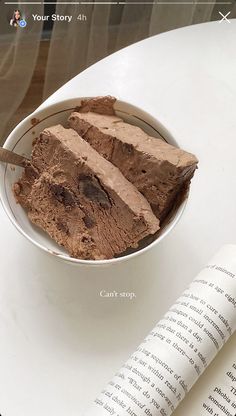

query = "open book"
[[84, 245, 236, 416]]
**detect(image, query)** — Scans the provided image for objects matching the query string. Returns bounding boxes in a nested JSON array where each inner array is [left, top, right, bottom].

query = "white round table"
[[0, 20, 236, 415]]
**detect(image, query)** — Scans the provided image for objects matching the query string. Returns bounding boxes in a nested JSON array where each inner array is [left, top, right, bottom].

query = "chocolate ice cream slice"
[[13, 125, 159, 260], [68, 99, 198, 221], [78, 95, 116, 115]]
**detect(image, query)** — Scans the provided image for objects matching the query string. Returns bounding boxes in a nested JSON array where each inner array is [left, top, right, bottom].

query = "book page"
[[173, 333, 236, 416], [84, 245, 236, 416]]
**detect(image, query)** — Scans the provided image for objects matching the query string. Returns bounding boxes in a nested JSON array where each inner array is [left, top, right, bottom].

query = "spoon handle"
[[0, 147, 29, 168]]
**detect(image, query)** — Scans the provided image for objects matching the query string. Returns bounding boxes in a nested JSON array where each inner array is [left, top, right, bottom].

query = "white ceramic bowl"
[[0, 98, 186, 266]]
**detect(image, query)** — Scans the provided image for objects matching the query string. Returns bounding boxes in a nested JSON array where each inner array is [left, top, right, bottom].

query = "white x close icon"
[[219, 11, 231, 23]]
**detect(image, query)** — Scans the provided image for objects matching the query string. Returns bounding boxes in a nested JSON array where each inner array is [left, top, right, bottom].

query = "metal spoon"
[[0, 147, 30, 168]]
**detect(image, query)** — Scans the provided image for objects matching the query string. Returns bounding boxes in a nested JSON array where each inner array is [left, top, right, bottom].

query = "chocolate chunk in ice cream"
[[68, 98, 198, 221], [14, 125, 159, 260]]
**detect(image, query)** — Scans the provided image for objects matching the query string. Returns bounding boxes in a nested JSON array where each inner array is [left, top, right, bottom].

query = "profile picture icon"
[[9, 9, 27, 28]]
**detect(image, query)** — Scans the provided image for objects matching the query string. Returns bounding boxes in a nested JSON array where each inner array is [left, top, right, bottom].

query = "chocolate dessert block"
[[14, 125, 159, 260], [68, 98, 198, 221], [78, 95, 116, 115]]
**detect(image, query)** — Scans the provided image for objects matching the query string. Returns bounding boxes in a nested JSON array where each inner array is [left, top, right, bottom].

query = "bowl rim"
[[0, 97, 187, 266]]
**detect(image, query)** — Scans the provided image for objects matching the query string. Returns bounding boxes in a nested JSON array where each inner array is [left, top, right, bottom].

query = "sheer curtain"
[[0, 4, 43, 141], [43, 4, 112, 98], [1, 0, 231, 139], [43, 1, 219, 99]]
